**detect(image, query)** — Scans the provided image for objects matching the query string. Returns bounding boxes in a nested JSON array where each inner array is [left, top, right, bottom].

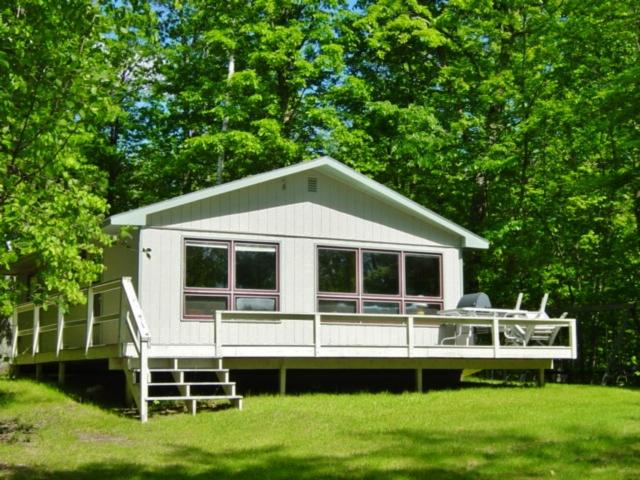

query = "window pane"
[[184, 295, 228, 317], [362, 252, 399, 295], [363, 301, 400, 314], [235, 297, 277, 311], [405, 254, 440, 297], [235, 244, 277, 290], [318, 299, 357, 313], [405, 302, 441, 315], [186, 243, 228, 288], [318, 249, 356, 293]]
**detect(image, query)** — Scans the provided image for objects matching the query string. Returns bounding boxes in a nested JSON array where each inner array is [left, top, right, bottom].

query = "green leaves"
[[0, 0, 114, 313], [125, 0, 347, 199]]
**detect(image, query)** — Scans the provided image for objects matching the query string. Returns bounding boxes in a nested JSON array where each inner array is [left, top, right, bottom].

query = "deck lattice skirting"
[[10, 277, 576, 421]]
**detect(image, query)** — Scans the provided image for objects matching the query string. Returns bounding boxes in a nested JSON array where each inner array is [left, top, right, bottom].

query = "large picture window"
[[318, 248, 356, 293], [317, 247, 442, 314], [405, 253, 440, 297], [183, 240, 279, 319], [185, 242, 228, 289], [362, 251, 399, 295], [235, 244, 277, 290]]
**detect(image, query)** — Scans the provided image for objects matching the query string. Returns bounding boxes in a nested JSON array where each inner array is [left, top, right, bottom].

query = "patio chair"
[[503, 294, 566, 346]]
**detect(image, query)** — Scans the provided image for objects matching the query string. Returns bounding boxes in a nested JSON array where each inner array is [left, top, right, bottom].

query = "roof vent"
[[307, 177, 318, 192]]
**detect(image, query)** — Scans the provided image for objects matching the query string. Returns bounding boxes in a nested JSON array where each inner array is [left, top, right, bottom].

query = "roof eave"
[[463, 237, 490, 249], [108, 211, 147, 227]]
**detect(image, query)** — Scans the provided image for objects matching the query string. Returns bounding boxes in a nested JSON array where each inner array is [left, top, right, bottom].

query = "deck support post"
[[124, 373, 134, 407], [279, 365, 286, 395], [57, 362, 66, 385], [189, 400, 197, 416], [415, 368, 423, 393], [536, 368, 546, 387], [35, 363, 43, 381], [10, 364, 20, 379]]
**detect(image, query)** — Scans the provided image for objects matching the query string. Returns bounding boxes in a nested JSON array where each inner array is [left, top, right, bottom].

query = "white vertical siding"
[[137, 227, 463, 346], [442, 249, 463, 310], [101, 231, 139, 283], [133, 170, 469, 347], [147, 172, 461, 247]]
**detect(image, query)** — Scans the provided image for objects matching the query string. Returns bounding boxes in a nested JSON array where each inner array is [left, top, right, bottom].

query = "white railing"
[[11, 277, 150, 357], [215, 311, 577, 360], [119, 277, 150, 422]]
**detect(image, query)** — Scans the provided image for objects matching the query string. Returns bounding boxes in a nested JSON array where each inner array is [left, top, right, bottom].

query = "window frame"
[[183, 240, 231, 293], [182, 239, 280, 321], [403, 251, 442, 299], [316, 246, 443, 314], [316, 246, 359, 299], [361, 249, 401, 297]]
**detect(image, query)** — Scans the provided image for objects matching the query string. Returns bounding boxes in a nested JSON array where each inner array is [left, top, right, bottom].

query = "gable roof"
[[107, 156, 489, 249]]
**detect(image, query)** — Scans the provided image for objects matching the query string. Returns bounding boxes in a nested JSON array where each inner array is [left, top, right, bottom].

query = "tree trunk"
[[216, 53, 235, 185]]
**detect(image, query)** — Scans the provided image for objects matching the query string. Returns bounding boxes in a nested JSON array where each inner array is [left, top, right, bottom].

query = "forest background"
[[1, 0, 638, 383]]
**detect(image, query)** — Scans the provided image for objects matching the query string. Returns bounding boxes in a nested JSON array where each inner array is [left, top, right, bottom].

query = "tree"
[[332, 0, 639, 304], [0, 0, 115, 312], [85, 0, 160, 214], [126, 0, 346, 204]]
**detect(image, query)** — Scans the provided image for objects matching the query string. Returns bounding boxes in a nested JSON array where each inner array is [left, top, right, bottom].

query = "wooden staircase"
[[125, 356, 243, 418]]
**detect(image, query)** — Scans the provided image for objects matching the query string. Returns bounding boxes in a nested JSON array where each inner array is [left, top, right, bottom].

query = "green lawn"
[[1, 378, 639, 479]]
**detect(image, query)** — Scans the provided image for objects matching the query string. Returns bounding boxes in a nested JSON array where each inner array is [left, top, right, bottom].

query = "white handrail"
[[121, 277, 150, 342], [10, 277, 151, 357], [119, 276, 150, 422]]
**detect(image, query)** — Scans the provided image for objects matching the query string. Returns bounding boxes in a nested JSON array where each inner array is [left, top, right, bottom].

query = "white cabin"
[[10, 157, 577, 421]]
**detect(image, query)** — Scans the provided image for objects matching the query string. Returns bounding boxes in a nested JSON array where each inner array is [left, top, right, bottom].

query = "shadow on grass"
[[3, 426, 640, 480], [0, 389, 16, 407], [4, 373, 540, 422]]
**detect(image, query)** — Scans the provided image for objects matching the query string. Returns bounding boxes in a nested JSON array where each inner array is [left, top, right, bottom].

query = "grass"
[[1, 378, 639, 479]]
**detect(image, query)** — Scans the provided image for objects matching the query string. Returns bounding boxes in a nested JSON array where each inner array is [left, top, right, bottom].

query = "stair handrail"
[[121, 276, 151, 351], [120, 276, 150, 422]]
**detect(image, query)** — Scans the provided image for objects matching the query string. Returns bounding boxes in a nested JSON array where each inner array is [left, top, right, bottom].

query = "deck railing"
[[216, 311, 578, 360], [11, 288, 576, 365], [11, 277, 149, 358]]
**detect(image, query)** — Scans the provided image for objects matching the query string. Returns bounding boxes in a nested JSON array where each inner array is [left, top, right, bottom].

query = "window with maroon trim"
[[183, 240, 278, 319], [317, 247, 442, 314]]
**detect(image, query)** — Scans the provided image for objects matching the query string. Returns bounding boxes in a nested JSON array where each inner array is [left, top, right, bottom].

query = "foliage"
[[333, 0, 639, 306], [123, 0, 347, 204], [329, 0, 639, 378], [0, 0, 115, 312]]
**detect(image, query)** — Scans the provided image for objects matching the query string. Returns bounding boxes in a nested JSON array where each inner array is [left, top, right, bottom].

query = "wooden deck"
[[9, 277, 577, 421], [12, 306, 577, 365]]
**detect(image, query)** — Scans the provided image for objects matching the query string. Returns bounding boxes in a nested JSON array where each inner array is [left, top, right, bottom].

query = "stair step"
[[148, 382, 234, 387], [133, 368, 228, 373], [129, 359, 223, 370], [147, 356, 223, 360], [147, 395, 243, 401]]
